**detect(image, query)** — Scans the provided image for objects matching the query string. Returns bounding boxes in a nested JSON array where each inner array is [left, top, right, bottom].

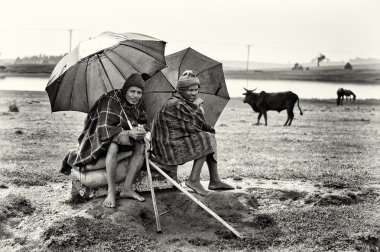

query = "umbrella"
[[143, 47, 230, 126], [46, 31, 166, 113]]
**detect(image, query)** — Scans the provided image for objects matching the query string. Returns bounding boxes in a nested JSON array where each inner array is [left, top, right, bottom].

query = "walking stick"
[[148, 159, 244, 239], [144, 138, 161, 233]]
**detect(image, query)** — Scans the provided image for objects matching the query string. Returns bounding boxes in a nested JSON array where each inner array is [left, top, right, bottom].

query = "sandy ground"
[[0, 90, 380, 251]]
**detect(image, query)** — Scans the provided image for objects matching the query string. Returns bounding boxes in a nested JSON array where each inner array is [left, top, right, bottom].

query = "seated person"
[[70, 73, 148, 208], [151, 70, 234, 196]]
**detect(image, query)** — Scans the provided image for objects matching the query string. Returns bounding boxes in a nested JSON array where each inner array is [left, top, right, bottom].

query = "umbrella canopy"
[[46, 31, 166, 113], [143, 47, 230, 126]]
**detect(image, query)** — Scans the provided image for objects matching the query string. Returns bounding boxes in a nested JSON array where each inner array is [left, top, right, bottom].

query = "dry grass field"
[[0, 90, 379, 251], [225, 66, 380, 84]]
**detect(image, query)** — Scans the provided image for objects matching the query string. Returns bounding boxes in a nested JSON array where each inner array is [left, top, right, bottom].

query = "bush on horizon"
[[8, 100, 19, 112]]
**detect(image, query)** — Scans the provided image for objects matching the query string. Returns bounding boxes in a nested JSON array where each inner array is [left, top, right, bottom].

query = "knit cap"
[[176, 70, 200, 90], [122, 73, 145, 93]]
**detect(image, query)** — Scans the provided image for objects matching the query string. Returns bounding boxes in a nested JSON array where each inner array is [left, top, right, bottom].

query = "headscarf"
[[121, 73, 145, 96]]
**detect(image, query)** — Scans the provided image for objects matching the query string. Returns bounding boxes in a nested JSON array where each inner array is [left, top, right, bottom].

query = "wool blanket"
[[151, 93, 216, 166], [73, 89, 147, 167]]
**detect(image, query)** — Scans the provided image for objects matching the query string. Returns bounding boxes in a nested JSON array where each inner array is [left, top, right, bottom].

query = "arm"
[[163, 99, 205, 133], [203, 123, 215, 134], [112, 127, 147, 145], [96, 97, 126, 143]]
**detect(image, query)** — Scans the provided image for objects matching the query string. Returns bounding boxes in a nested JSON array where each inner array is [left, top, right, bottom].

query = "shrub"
[[8, 100, 19, 112]]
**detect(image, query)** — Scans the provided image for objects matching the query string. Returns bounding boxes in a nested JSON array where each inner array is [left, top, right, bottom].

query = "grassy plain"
[[0, 90, 379, 251], [0, 64, 55, 78], [2, 63, 380, 84], [225, 65, 380, 84]]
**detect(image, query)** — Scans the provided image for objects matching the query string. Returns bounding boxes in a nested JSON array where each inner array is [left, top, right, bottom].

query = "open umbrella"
[[46, 31, 166, 113], [143, 47, 230, 126]]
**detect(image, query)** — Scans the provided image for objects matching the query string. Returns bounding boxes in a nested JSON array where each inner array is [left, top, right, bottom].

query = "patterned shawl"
[[73, 89, 147, 167], [151, 93, 216, 165]]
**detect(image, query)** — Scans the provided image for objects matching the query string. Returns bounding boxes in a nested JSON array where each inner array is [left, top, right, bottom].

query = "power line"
[[0, 28, 372, 59], [0, 28, 68, 32], [166, 38, 362, 56], [0, 27, 97, 33], [0, 27, 363, 55], [169, 39, 243, 47]]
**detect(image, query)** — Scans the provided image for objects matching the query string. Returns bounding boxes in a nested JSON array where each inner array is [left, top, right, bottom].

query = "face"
[[125, 86, 143, 105], [243, 94, 248, 103], [179, 84, 199, 102], [242, 92, 250, 103], [243, 92, 258, 104]]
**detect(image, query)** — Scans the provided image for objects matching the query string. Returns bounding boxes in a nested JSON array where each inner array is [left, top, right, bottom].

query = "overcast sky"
[[0, 0, 379, 63]]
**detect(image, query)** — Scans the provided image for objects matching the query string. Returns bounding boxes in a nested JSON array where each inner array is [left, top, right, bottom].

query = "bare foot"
[[208, 180, 235, 191], [119, 188, 145, 202], [185, 180, 211, 196], [103, 193, 116, 208]]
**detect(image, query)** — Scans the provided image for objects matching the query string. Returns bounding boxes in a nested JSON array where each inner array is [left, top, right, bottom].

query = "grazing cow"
[[243, 88, 303, 126], [337, 88, 356, 105], [344, 89, 356, 103], [337, 88, 345, 105]]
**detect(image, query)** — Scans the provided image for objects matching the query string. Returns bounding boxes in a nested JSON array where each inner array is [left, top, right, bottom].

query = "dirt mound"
[[318, 194, 358, 206], [0, 193, 35, 221], [0, 193, 35, 240], [77, 190, 284, 251], [85, 190, 250, 234], [42, 216, 156, 252], [305, 192, 359, 206]]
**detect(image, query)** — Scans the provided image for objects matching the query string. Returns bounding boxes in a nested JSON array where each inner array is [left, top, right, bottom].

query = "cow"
[[337, 88, 356, 105], [344, 89, 356, 103], [337, 88, 344, 105], [243, 88, 303, 126]]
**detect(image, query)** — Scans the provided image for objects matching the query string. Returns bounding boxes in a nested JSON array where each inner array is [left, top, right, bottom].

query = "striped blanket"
[[151, 93, 216, 166], [73, 89, 147, 167]]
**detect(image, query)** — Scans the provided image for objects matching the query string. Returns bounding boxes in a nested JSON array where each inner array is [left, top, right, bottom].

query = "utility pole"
[[246, 44, 253, 88], [68, 29, 73, 52]]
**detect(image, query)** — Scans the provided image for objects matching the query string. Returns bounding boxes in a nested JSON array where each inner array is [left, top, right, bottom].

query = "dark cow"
[[344, 89, 356, 103], [337, 88, 345, 105], [243, 88, 303, 126], [337, 88, 356, 105]]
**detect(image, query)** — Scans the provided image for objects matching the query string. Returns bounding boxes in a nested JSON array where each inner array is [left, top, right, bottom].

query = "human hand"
[[145, 131, 152, 141], [192, 97, 204, 107], [128, 127, 146, 141], [203, 123, 215, 134], [144, 136, 151, 151]]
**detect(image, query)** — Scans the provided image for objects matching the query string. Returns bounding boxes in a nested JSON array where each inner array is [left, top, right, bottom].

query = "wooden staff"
[[144, 139, 161, 233], [148, 160, 244, 239]]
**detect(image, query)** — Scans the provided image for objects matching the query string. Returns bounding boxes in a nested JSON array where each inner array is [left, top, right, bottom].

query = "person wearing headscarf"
[[63, 73, 148, 208], [151, 70, 234, 196]]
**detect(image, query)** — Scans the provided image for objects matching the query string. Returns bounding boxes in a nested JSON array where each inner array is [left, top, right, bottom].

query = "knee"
[[133, 141, 145, 155], [107, 143, 118, 158]]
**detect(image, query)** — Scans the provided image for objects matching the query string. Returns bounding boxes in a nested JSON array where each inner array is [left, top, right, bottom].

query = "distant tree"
[[13, 54, 64, 64], [344, 62, 353, 70], [312, 53, 330, 67], [14, 57, 22, 64], [292, 63, 304, 71], [0, 66, 6, 70]]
